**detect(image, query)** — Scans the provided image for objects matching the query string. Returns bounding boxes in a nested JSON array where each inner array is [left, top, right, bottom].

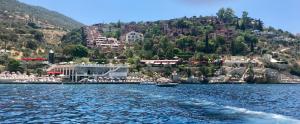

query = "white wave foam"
[[224, 106, 300, 124], [184, 98, 300, 124], [149, 94, 163, 98], [126, 89, 144, 93], [189, 98, 217, 106], [148, 94, 175, 100], [126, 89, 175, 100]]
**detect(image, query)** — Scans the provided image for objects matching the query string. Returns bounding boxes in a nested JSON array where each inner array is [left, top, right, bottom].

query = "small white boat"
[[140, 81, 156, 85]]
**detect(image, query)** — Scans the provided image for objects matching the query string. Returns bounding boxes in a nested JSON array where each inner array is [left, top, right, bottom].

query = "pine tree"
[[257, 19, 264, 31], [241, 22, 246, 31], [205, 33, 209, 53], [235, 20, 240, 30]]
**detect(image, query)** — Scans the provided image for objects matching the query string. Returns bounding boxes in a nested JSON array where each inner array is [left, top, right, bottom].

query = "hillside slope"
[[61, 8, 299, 80], [0, 0, 84, 30], [0, 0, 86, 59]]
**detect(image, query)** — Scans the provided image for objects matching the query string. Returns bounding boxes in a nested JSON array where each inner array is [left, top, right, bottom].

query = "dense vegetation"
[[0, 21, 46, 52], [63, 9, 290, 59], [59, 8, 300, 78]]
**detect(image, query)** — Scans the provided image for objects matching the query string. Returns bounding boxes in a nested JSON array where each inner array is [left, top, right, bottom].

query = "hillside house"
[[125, 31, 144, 43], [222, 56, 263, 68], [84, 26, 102, 48], [96, 37, 125, 53]]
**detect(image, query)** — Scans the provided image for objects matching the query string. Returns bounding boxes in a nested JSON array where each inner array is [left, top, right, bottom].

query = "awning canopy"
[[21, 58, 47, 61], [47, 71, 63, 75]]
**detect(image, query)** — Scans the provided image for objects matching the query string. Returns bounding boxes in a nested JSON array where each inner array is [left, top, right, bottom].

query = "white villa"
[[125, 31, 144, 43]]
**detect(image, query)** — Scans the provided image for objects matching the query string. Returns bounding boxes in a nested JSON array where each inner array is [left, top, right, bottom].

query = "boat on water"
[[140, 78, 156, 85], [156, 83, 178, 87], [140, 81, 156, 85], [156, 77, 178, 87]]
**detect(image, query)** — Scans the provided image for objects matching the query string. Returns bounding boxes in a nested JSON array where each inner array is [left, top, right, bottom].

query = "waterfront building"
[[47, 64, 129, 82], [223, 56, 248, 67], [140, 60, 179, 66], [140, 60, 180, 72], [125, 31, 144, 43]]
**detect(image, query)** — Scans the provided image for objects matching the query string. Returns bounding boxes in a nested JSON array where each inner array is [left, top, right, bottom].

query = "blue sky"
[[19, 0, 300, 34]]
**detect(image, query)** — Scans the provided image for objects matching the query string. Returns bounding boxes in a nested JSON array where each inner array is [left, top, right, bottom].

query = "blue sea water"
[[0, 84, 299, 124]]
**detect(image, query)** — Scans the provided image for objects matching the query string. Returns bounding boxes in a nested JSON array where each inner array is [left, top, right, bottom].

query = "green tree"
[[152, 55, 159, 60], [290, 64, 300, 76], [176, 36, 196, 51], [115, 29, 121, 40], [257, 19, 264, 31], [176, 19, 191, 29], [216, 8, 226, 20], [242, 11, 249, 23], [124, 49, 134, 58], [26, 40, 38, 50], [158, 37, 175, 59], [240, 21, 246, 31], [235, 20, 240, 30], [232, 36, 248, 55], [199, 66, 215, 77], [7, 59, 24, 72], [216, 36, 226, 46], [36, 68, 44, 77], [63, 45, 89, 58], [217, 8, 236, 23], [241, 11, 250, 30], [204, 33, 209, 53], [117, 20, 122, 28], [143, 38, 153, 51], [127, 56, 141, 71], [173, 48, 182, 55], [244, 32, 258, 52], [61, 29, 84, 44], [164, 67, 172, 76], [28, 22, 40, 29], [31, 30, 44, 42], [0, 55, 9, 65]]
